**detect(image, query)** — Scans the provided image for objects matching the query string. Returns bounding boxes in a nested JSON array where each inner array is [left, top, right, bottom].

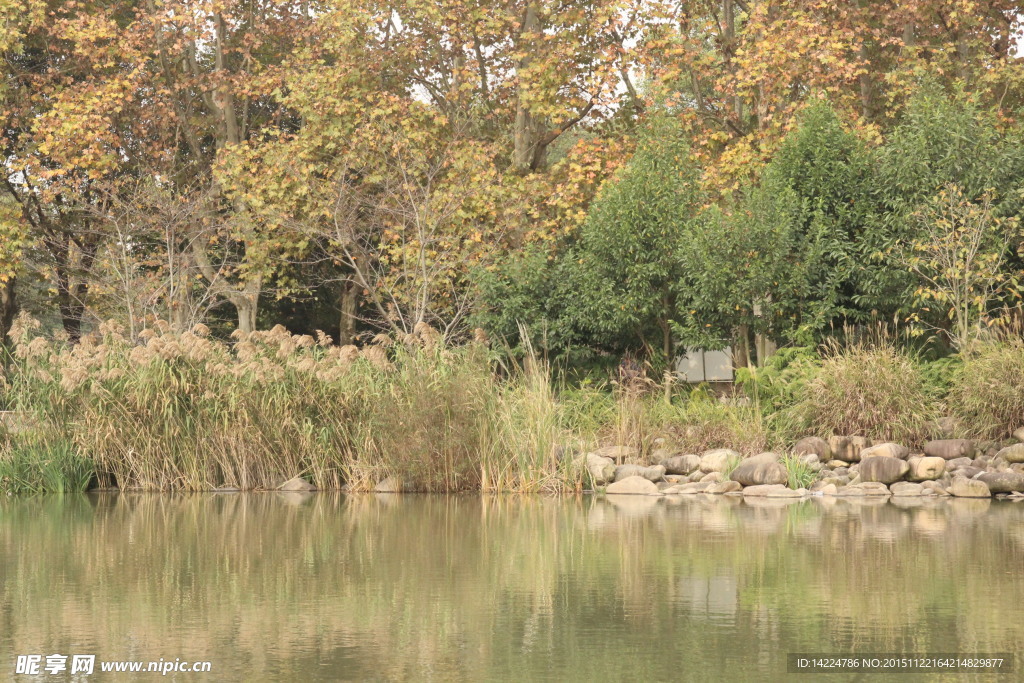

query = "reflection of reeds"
[[3, 494, 1024, 678]]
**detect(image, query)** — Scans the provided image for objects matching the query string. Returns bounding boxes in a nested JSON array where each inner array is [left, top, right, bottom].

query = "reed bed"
[[3, 316, 1020, 494]]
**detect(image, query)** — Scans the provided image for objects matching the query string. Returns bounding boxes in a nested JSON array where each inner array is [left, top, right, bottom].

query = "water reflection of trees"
[[1, 494, 1022, 679]]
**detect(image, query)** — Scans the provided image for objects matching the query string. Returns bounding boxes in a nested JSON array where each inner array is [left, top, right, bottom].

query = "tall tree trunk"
[[339, 279, 359, 345], [0, 278, 16, 346], [513, 4, 547, 173], [230, 291, 259, 334], [733, 324, 750, 371], [48, 233, 97, 344], [858, 43, 871, 119]]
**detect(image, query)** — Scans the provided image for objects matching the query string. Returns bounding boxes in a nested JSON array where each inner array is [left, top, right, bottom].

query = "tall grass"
[[0, 436, 94, 494], [6, 316, 1019, 494], [948, 337, 1024, 439], [791, 338, 936, 444]]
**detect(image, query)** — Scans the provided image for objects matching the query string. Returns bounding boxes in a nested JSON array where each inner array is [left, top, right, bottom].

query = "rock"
[[585, 453, 616, 485], [859, 456, 909, 484], [664, 474, 686, 484], [890, 481, 924, 497], [817, 483, 838, 496], [656, 481, 674, 491], [932, 416, 957, 438], [907, 456, 946, 481], [976, 471, 1024, 494], [860, 443, 910, 460], [280, 476, 316, 492], [1014, 426, 1024, 443], [837, 482, 890, 497], [707, 481, 742, 494], [606, 476, 660, 495], [666, 482, 712, 494], [651, 447, 682, 462], [700, 471, 723, 483], [731, 458, 788, 487], [767, 487, 806, 498], [593, 445, 640, 463], [947, 456, 973, 471], [832, 466, 850, 477], [613, 464, 666, 483], [661, 453, 702, 475], [996, 443, 1024, 464], [741, 484, 789, 497], [700, 448, 741, 473], [959, 466, 984, 480], [922, 480, 950, 496], [971, 456, 991, 470], [372, 477, 405, 493], [810, 480, 836, 493], [949, 476, 991, 498], [793, 436, 831, 460], [799, 454, 823, 471], [829, 435, 872, 462], [923, 439, 975, 460], [1013, 464, 1024, 475]]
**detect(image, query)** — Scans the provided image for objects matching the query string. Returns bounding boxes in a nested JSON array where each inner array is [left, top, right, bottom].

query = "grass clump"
[[947, 338, 1024, 439], [781, 454, 816, 490], [0, 437, 94, 494], [792, 339, 936, 444]]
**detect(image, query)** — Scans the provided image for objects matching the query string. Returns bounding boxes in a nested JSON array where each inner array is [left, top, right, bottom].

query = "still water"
[[2, 493, 1022, 681]]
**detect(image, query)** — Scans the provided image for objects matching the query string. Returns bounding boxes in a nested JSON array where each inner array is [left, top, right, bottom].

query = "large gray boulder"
[[907, 456, 946, 481], [976, 471, 1024, 494], [613, 464, 666, 483], [606, 475, 660, 495], [860, 443, 910, 460], [996, 443, 1024, 464], [829, 435, 872, 462], [661, 453, 702, 475], [858, 456, 909, 484], [700, 448, 741, 473], [949, 477, 991, 498], [731, 454, 788, 487], [924, 439, 975, 460], [793, 436, 831, 460]]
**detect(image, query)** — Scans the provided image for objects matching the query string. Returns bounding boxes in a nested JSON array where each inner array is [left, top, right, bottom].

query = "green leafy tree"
[[566, 115, 703, 362]]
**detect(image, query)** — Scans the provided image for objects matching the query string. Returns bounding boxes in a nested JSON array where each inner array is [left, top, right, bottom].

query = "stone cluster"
[[589, 431, 1024, 501]]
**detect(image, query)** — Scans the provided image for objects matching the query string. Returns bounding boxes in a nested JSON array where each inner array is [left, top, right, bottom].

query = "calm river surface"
[[2, 493, 1023, 681]]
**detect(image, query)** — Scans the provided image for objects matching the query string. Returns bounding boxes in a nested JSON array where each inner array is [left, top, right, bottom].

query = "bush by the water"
[[791, 340, 937, 444], [948, 338, 1024, 439]]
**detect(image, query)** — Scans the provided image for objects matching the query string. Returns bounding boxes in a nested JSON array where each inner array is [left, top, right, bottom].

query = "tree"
[[565, 114, 702, 361], [904, 184, 1022, 348]]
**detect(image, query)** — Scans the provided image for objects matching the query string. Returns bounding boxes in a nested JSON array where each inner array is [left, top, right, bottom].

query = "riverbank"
[[1, 323, 1023, 495]]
